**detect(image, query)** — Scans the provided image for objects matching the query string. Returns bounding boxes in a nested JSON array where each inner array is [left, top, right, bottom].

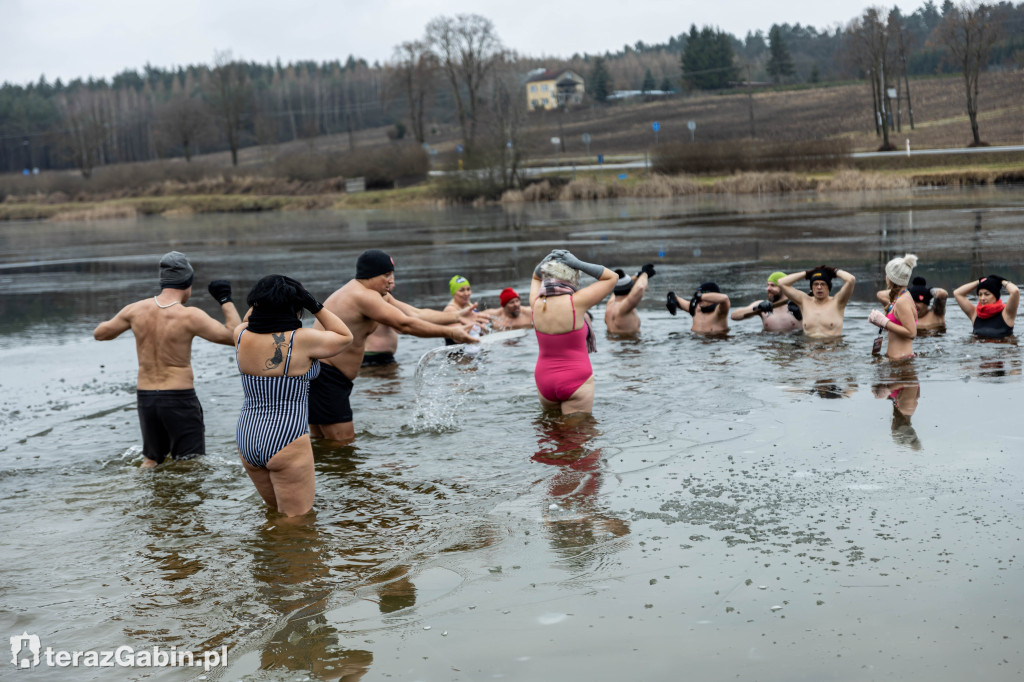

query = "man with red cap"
[[483, 287, 533, 330]]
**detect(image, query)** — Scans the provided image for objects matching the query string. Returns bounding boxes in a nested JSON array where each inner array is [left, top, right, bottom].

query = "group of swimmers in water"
[[94, 249, 1018, 517]]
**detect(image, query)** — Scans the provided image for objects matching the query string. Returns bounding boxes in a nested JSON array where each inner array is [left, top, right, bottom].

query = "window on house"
[[541, 84, 548, 91], [530, 85, 537, 92]]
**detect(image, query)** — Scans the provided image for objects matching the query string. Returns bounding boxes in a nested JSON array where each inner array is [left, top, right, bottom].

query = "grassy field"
[[1, 71, 1022, 221]]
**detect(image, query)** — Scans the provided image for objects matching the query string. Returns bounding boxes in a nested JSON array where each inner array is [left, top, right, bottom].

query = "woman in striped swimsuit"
[[235, 275, 352, 517]]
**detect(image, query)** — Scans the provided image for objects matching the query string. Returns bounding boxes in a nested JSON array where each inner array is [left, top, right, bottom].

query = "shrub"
[[653, 138, 851, 175]]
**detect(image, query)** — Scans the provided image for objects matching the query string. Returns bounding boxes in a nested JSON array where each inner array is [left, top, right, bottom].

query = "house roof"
[[526, 69, 581, 83]]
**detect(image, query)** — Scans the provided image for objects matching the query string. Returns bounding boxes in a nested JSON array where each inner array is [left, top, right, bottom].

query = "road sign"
[[597, 154, 604, 164], [550, 137, 560, 145], [687, 121, 696, 131], [456, 144, 464, 154], [652, 122, 660, 132]]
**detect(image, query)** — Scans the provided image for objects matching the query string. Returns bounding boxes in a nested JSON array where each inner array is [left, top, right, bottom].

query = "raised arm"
[[699, 292, 731, 320], [615, 272, 649, 315], [777, 271, 809, 307], [301, 307, 354, 359], [833, 269, 856, 307], [93, 304, 133, 341], [875, 289, 890, 305], [389, 295, 490, 327], [953, 280, 979, 320], [930, 288, 948, 317], [1005, 281, 1020, 325]]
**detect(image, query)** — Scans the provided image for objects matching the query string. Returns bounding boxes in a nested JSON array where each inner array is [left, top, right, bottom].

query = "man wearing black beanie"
[[308, 249, 490, 443]]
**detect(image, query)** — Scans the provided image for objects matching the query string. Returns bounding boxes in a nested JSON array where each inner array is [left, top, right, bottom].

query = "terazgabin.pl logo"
[[11, 633, 40, 668], [9, 633, 227, 671]]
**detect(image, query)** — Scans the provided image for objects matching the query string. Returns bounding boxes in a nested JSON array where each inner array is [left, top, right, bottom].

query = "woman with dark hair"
[[529, 250, 617, 414], [953, 275, 1019, 338], [235, 275, 353, 516]]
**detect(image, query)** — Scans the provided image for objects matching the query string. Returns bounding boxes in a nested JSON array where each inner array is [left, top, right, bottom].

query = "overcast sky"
[[1, 0, 926, 86]]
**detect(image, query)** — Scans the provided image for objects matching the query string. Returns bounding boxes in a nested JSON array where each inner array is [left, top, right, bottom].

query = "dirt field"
[[514, 71, 1024, 159]]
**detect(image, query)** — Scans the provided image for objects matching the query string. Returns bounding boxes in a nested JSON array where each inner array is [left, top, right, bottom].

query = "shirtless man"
[[93, 251, 241, 468], [666, 281, 730, 334], [362, 324, 399, 367], [778, 265, 856, 338], [876, 276, 947, 330], [604, 264, 656, 334], [309, 249, 488, 443], [482, 287, 533, 330], [731, 271, 801, 332]]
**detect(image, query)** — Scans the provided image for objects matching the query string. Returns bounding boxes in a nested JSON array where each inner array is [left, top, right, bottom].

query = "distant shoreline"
[[3, 165, 1023, 223]]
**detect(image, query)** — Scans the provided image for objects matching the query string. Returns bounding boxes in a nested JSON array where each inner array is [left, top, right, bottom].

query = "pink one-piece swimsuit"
[[534, 296, 593, 402]]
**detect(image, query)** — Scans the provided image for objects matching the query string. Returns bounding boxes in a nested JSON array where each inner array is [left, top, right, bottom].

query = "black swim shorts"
[[361, 351, 397, 367], [136, 388, 205, 464], [308, 363, 354, 425]]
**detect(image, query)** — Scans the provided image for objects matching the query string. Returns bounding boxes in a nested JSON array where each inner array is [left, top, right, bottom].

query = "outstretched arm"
[[953, 280, 979, 321], [93, 305, 133, 340]]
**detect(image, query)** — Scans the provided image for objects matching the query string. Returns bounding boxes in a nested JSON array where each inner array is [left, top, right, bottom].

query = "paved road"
[[430, 145, 1024, 177]]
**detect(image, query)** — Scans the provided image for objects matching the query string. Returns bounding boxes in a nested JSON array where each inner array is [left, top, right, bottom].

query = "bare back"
[[605, 295, 640, 334], [125, 299, 205, 389]]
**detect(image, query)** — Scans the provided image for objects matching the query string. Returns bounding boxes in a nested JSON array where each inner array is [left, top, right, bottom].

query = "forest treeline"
[[1, 0, 1021, 177]]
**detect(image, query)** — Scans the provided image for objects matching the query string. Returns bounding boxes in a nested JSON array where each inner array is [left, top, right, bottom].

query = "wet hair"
[[539, 260, 580, 287], [246, 274, 302, 314]]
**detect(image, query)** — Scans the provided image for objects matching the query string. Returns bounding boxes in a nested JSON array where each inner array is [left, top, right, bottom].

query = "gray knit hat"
[[884, 253, 918, 287], [159, 251, 194, 289]]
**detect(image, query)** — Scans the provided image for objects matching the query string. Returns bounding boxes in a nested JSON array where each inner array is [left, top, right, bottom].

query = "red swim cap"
[[499, 287, 520, 306]]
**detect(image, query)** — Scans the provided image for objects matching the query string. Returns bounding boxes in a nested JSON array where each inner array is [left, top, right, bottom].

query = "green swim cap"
[[449, 275, 470, 297], [767, 271, 786, 284]]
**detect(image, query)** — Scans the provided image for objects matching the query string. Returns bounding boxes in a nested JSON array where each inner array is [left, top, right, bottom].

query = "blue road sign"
[[652, 122, 660, 132]]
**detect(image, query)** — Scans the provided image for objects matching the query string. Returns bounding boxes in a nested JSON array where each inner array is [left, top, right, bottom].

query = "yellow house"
[[526, 69, 585, 111]]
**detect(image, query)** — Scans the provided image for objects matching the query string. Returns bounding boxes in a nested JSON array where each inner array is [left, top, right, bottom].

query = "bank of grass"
[[3, 162, 1023, 222]]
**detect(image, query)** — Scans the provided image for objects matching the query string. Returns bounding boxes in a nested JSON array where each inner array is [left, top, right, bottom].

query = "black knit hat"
[[355, 250, 395, 279]]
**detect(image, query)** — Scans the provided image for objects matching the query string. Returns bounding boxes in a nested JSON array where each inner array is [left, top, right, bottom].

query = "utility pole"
[[746, 65, 755, 138]]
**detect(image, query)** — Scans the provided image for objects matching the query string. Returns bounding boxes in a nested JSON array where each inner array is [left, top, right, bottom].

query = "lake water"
[[1, 187, 1023, 681]]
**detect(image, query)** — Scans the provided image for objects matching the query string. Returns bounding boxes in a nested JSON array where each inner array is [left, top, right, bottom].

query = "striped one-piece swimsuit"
[[235, 329, 320, 468]]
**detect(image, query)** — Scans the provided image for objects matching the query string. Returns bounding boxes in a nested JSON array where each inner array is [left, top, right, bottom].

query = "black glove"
[[283, 276, 324, 314], [639, 263, 656, 279], [207, 280, 232, 305], [689, 290, 702, 313], [756, 300, 773, 315], [666, 291, 679, 316]]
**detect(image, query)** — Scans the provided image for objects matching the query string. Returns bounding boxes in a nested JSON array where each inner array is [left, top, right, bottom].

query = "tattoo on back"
[[264, 332, 287, 370]]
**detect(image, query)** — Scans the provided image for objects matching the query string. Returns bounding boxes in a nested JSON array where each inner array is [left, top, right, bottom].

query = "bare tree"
[[845, 7, 896, 150], [392, 40, 438, 144], [57, 90, 106, 178], [487, 57, 529, 190], [426, 14, 504, 155], [207, 51, 252, 166], [157, 95, 210, 161], [938, 1, 1000, 146]]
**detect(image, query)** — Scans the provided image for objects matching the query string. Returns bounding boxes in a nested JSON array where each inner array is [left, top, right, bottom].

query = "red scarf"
[[976, 301, 1005, 319]]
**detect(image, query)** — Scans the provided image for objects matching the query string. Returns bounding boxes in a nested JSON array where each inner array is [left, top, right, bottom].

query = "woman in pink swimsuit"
[[868, 253, 918, 360], [530, 250, 617, 414]]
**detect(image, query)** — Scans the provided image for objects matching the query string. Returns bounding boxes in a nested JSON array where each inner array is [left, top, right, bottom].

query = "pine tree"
[[659, 76, 673, 92], [641, 68, 656, 93], [681, 25, 738, 90], [766, 25, 795, 83], [589, 57, 611, 103]]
